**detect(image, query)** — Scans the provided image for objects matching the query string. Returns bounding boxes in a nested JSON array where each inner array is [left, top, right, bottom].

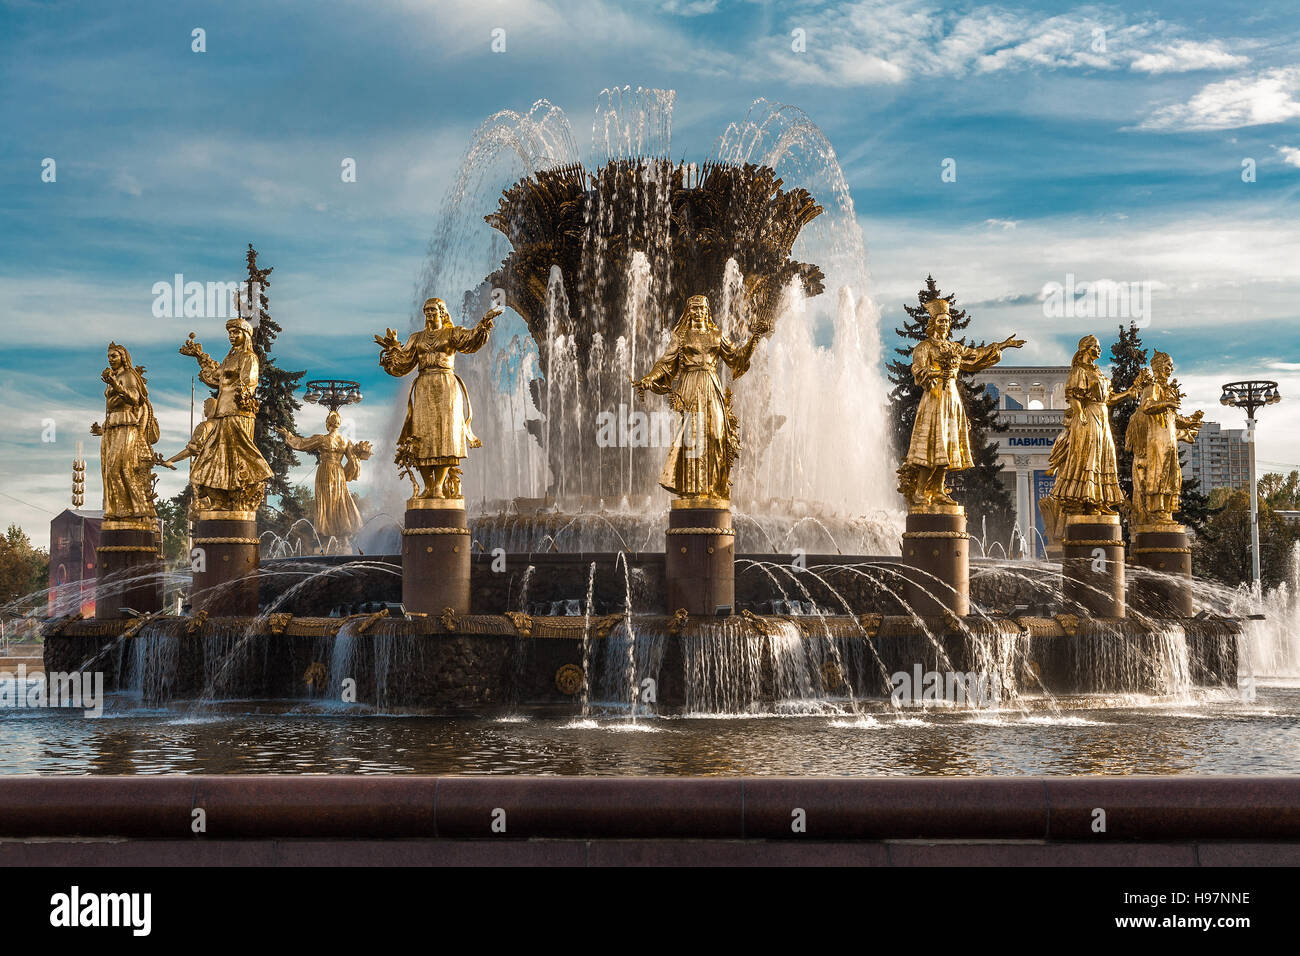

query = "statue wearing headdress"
[[1126, 350, 1203, 526], [277, 412, 373, 549], [90, 341, 171, 523], [1045, 334, 1142, 517], [375, 297, 498, 499], [897, 298, 1024, 509], [632, 294, 766, 501], [178, 316, 273, 512]]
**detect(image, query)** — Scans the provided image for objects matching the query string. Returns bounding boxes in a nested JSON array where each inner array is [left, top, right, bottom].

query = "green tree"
[[887, 275, 1015, 543], [1107, 321, 1147, 512], [240, 245, 307, 538], [154, 495, 191, 568], [0, 525, 49, 608], [1193, 482, 1300, 589], [1175, 468, 1215, 535], [1259, 470, 1300, 510]]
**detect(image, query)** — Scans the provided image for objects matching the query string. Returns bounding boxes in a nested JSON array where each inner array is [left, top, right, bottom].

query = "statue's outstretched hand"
[[481, 307, 503, 327], [374, 328, 402, 351]]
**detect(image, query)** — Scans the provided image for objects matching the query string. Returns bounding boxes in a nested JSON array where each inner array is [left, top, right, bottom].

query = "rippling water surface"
[[1, 685, 1298, 776]]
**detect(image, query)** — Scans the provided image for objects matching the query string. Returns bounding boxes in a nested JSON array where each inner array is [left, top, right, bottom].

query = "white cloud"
[[658, 0, 719, 15], [1277, 145, 1300, 167], [1130, 41, 1248, 75], [1140, 67, 1300, 131], [985, 218, 1019, 230], [766, 2, 1248, 88]]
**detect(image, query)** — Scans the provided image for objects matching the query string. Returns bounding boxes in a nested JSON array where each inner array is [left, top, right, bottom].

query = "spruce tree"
[[887, 275, 1015, 543], [1107, 322, 1147, 512], [240, 245, 306, 535], [1176, 468, 1214, 535]]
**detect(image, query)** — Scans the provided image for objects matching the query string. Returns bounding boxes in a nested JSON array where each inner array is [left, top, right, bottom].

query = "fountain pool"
[[2, 686, 1298, 776]]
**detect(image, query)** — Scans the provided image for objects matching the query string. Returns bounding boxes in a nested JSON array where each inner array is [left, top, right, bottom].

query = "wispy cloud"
[[1139, 67, 1300, 131], [1277, 145, 1300, 167], [1130, 41, 1248, 75], [767, 1, 1251, 87]]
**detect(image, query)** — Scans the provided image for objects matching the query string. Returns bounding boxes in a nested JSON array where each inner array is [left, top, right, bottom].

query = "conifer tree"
[[240, 245, 306, 534], [887, 275, 1015, 543], [1107, 321, 1148, 509]]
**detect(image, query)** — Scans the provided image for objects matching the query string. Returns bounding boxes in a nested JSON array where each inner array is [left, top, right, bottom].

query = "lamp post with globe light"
[[302, 379, 363, 414], [1219, 379, 1282, 591]]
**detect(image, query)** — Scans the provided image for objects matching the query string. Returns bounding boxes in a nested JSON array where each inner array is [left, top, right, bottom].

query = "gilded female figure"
[[1047, 334, 1141, 515], [898, 298, 1024, 508], [277, 413, 373, 547], [162, 397, 216, 513], [90, 342, 167, 521], [631, 295, 763, 501], [1125, 351, 1203, 525], [376, 297, 498, 499], [179, 316, 273, 512]]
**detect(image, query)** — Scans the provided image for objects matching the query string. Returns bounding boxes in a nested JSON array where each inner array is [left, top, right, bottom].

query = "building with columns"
[[966, 365, 1071, 558]]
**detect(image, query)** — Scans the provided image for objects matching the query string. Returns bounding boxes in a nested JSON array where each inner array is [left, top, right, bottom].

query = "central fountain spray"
[[391, 88, 900, 555]]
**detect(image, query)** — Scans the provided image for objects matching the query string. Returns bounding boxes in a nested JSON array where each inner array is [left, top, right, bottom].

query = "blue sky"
[[3, 0, 1299, 545]]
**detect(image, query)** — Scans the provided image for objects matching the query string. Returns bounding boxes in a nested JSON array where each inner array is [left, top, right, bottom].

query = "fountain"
[[38, 89, 1255, 719]]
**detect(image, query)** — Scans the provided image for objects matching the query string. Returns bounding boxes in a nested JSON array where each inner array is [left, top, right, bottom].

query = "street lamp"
[[1219, 379, 1282, 590], [302, 379, 363, 414]]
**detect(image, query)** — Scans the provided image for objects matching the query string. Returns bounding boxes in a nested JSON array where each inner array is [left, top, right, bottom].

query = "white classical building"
[[966, 365, 1071, 557]]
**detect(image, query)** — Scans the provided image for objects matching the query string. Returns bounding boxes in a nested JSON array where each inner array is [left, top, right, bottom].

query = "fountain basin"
[[43, 610, 1240, 714]]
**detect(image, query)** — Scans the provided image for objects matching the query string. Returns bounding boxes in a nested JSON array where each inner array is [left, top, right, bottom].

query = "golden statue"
[[277, 413, 373, 549], [375, 297, 498, 499], [1045, 334, 1141, 516], [631, 294, 765, 502], [1126, 350, 1204, 526], [178, 316, 273, 513], [162, 397, 216, 513], [90, 342, 170, 524], [897, 299, 1024, 509]]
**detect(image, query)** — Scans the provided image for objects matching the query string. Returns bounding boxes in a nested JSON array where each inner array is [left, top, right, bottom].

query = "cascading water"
[[328, 620, 360, 704], [120, 623, 181, 704], [578, 561, 597, 719], [1236, 542, 1300, 679]]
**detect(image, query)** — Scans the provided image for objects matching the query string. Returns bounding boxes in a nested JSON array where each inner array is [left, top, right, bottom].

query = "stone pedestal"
[[95, 519, 163, 619], [1062, 513, 1125, 618], [191, 511, 260, 616], [666, 499, 734, 616], [901, 505, 970, 616], [402, 498, 470, 615], [1131, 522, 1193, 617]]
